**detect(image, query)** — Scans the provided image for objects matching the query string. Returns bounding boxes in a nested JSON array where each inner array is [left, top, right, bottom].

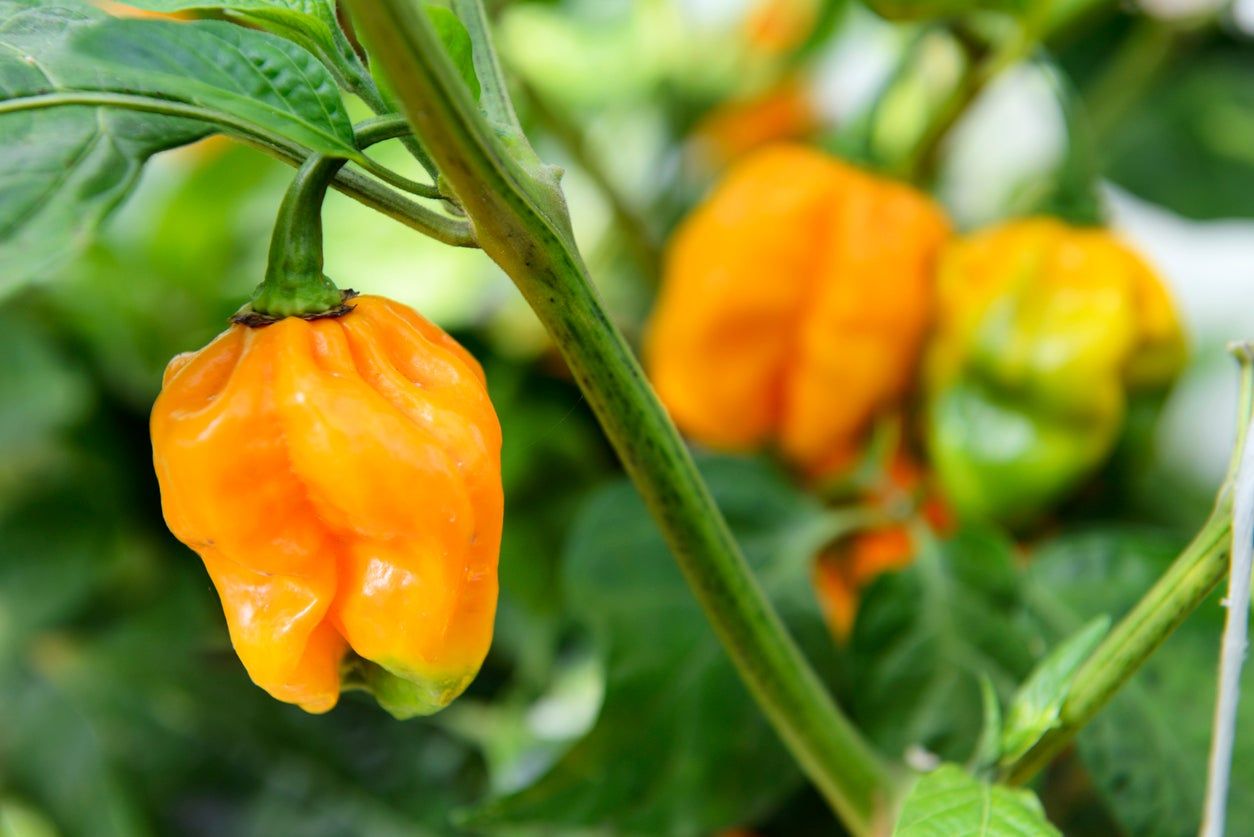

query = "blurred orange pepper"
[[745, 0, 821, 54], [813, 449, 951, 638], [646, 145, 950, 477], [151, 296, 503, 716], [691, 79, 820, 168]]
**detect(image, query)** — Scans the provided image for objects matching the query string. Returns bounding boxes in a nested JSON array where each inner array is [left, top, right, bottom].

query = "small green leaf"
[[999, 615, 1110, 765], [424, 5, 480, 102], [894, 765, 1060, 836]]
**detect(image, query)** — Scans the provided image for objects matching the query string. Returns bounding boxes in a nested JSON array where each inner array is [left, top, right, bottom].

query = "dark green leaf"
[[1027, 528, 1254, 836], [893, 764, 1060, 836], [464, 456, 838, 834], [999, 616, 1109, 765], [846, 526, 1041, 762]]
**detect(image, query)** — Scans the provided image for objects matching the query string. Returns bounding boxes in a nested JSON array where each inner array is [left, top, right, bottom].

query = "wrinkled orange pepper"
[[151, 295, 502, 715], [925, 218, 1186, 524], [646, 145, 950, 477]]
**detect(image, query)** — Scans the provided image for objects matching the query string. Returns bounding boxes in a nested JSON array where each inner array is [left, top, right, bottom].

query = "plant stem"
[[901, 0, 1116, 185], [249, 151, 347, 318], [1201, 408, 1254, 835], [515, 77, 662, 283], [356, 150, 442, 200], [1003, 345, 1254, 785], [343, 1, 896, 832]]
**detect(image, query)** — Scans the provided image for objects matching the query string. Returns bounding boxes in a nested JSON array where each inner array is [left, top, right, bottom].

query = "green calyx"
[[340, 653, 474, 720], [242, 153, 351, 323]]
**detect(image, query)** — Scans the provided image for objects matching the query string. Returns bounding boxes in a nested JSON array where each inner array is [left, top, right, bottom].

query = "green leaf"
[[424, 5, 479, 102], [893, 765, 1060, 836], [1027, 528, 1254, 836], [846, 527, 1041, 762], [0, 1, 207, 292], [0, 3, 359, 292], [999, 616, 1109, 765], [118, 0, 371, 94], [70, 17, 358, 156], [464, 456, 839, 834]]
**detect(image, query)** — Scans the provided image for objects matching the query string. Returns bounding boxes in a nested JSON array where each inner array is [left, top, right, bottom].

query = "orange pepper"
[[691, 79, 820, 168], [151, 296, 502, 715], [745, 0, 821, 54], [814, 528, 914, 639], [646, 145, 950, 477], [813, 450, 951, 638]]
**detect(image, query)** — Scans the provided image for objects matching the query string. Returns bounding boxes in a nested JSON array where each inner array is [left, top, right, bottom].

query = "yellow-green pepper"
[[924, 218, 1186, 525]]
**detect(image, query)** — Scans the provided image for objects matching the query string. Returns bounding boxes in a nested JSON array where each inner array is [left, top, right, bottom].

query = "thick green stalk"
[[516, 77, 662, 283], [1004, 346, 1254, 784], [343, 1, 894, 832], [248, 152, 347, 319]]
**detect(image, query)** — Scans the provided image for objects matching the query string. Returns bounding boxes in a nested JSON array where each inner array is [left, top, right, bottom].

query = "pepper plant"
[[1, 1, 1251, 835]]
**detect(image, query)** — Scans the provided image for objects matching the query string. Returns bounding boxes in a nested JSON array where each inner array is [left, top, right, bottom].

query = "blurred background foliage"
[[1, 0, 1253, 834]]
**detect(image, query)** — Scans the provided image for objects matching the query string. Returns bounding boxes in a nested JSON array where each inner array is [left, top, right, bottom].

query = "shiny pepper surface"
[[925, 218, 1185, 525], [151, 296, 503, 715], [646, 145, 950, 476]]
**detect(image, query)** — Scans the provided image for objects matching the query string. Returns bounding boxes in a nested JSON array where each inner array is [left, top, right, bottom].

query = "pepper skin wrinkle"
[[151, 296, 503, 715], [646, 144, 950, 477]]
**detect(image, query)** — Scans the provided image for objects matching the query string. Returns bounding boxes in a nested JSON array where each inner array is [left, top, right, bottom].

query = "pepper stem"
[[244, 153, 352, 321]]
